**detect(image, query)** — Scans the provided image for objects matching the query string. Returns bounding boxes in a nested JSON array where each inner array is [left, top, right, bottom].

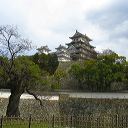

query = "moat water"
[[1, 90, 128, 99]]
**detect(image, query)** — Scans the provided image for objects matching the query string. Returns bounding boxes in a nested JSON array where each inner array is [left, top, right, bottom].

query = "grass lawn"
[[3, 124, 50, 128], [2, 119, 64, 128], [2, 119, 49, 128], [3, 124, 63, 128]]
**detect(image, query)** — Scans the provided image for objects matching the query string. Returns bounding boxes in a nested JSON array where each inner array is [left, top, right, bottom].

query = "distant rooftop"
[[69, 30, 92, 41]]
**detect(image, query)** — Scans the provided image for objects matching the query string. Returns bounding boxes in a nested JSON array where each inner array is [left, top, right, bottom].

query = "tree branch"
[[26, 89, 43, 106]]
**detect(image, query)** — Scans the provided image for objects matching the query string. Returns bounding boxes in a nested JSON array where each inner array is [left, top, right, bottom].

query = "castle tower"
[[66, 30, 97, 61]]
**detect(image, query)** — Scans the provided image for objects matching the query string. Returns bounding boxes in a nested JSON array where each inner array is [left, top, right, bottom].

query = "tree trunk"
[[6, 89, 23, 117]]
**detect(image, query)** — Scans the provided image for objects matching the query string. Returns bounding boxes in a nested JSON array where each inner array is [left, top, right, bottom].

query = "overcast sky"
[[0, 0, 128, 59]]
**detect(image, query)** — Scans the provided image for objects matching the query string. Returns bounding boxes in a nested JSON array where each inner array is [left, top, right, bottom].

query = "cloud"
[[88, 0, 128, 30], [86, 0, 128, 59], [0, 0, 127, 59]]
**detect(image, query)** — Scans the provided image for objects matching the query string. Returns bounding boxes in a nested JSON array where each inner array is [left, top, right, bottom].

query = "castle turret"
[[55, 44, 71, 62]]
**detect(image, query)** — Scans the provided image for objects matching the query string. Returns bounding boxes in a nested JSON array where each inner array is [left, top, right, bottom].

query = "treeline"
[[56, 51, 128, 92]]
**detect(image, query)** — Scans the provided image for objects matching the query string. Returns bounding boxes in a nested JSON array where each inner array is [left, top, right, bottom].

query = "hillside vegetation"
[[55, 52, 128, 92]]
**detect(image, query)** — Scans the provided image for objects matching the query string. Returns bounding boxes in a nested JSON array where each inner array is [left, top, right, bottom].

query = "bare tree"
[[101, 49, 115, 55], [0, 25, 31, 74]]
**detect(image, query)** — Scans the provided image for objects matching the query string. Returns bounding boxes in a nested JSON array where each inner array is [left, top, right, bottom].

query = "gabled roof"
[[67, 44, 77, 53], [69, 30, 92, 41], [55, 44, 67, 50]]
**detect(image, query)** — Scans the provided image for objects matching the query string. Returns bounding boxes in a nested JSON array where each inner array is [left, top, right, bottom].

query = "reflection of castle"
[[37, 30, 97, 62]]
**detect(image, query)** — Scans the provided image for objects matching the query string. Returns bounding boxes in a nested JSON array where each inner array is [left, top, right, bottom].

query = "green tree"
[[69, 52, 128, 91], [31, 53, 59, 75], [51, 69, 66, 90], [96, 53, 126, 91], [82, 60, 98, 91], [68, 63, 84, 90], [6, 56, 43, 117]]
